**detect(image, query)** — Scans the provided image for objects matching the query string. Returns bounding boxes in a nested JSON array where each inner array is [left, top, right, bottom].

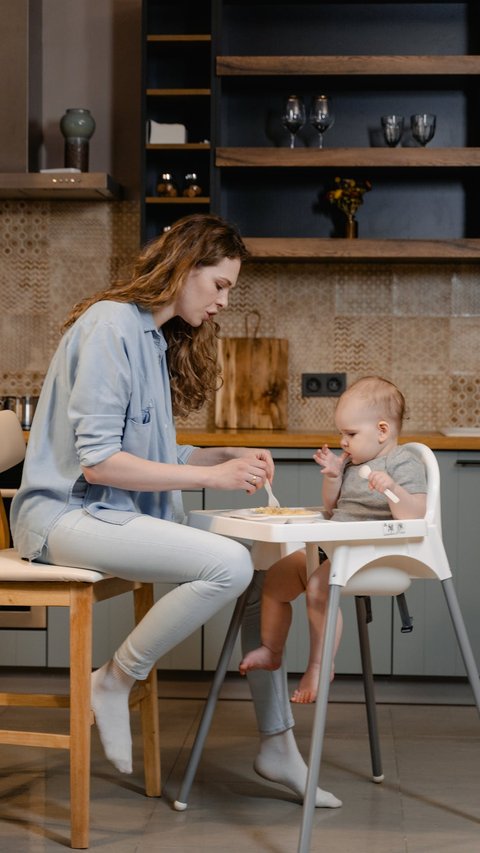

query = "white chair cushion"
[[0, 549, 109, 583]]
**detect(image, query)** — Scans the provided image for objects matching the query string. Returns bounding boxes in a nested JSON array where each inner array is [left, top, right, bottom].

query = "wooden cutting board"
[[215, 336, 289, 429]]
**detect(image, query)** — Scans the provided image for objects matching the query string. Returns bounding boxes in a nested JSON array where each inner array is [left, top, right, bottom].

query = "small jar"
[[182, 173, 202, 197], [156, 173, 178, 197]]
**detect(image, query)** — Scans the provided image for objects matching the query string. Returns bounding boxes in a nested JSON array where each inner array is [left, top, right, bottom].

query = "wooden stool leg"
[[134, 584, 161, 797], [69, 585, 93, 849]]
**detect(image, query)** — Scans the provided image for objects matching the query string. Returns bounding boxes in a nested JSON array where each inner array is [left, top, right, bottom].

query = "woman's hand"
[[205, 455, 270, 494], [188, 445, 274, 494]]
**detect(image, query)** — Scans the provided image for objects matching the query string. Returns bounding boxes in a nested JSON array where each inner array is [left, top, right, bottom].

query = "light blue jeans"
[[45, 509, 253, 681]]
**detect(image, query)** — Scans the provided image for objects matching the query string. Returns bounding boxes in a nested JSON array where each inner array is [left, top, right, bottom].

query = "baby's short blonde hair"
[[339, 376, 406, 430]]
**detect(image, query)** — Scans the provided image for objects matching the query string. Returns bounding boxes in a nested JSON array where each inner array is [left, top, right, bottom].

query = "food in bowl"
[[252, 507, 319, 516]]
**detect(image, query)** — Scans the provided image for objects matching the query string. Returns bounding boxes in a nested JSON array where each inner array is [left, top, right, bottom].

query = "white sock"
[[254, 729, 342, 808], [91, 659, 135, 774]]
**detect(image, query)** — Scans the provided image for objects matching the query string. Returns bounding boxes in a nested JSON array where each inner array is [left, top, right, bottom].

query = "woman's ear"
[[377, 420, 390, 443]]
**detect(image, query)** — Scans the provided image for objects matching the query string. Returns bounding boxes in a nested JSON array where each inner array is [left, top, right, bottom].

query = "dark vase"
[[59, 108, 96, 172]]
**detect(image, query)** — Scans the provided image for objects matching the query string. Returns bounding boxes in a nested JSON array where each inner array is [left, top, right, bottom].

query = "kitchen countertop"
[[176, 429, 480, 451]]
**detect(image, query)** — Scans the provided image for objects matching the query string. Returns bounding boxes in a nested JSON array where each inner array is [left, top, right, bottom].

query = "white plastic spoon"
[[358, 464, 400, 503], [264, 479, 281, 508]]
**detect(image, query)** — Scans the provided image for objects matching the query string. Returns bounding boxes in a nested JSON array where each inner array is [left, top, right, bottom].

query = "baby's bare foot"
[[239, 645, 282, 675], [291, 662, 335, 704]]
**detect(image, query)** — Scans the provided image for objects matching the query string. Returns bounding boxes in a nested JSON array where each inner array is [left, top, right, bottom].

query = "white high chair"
[[0, 410, 161, 848], [298, 442, 480, 852], [178, 443, 480, 853]]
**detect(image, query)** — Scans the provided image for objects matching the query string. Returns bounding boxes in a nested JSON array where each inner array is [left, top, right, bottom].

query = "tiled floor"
[[0, 673, 479, 852]]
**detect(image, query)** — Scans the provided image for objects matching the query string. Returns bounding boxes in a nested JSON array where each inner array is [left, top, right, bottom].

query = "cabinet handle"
[[455, 460, 480, 466]]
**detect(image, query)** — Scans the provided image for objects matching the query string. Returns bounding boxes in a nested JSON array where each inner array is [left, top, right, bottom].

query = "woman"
[[12, 213, 340, 808], [11, 214, 270, 774]]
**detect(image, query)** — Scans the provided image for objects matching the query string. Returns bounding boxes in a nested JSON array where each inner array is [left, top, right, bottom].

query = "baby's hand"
[[367, 470, 396, 498], [313, 444, 348, 479]]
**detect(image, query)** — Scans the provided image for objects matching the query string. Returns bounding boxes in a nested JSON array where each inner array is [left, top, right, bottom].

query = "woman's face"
[[175, 257, 241, 327]]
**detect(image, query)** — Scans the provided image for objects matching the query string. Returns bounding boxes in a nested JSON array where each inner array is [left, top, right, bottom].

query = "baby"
[[239, 376, 427, 702]]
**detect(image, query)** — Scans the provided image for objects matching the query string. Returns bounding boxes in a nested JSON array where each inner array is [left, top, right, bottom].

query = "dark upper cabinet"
[[142, 1, 480, 260]]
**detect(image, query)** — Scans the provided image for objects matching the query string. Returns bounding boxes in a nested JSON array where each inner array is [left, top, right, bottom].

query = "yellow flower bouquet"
[[327, 176, 372, 236]]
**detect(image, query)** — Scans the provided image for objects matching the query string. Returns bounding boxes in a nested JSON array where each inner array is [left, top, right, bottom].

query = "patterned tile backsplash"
[[1, 199, 480, 433]]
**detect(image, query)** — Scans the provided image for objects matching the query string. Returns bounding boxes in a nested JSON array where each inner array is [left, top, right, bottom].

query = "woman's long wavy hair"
[[62, 214, 249, 417]]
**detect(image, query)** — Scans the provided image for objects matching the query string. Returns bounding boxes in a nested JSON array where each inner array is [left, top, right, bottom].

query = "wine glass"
[[310, 95, 335, 148], [282, 95, 306, 149], [381, 114, 404, 147], [411, 113, 436, 147]]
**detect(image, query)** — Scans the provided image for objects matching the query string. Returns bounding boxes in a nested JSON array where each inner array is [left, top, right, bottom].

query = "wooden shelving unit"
[[142, 1, 480, 259], [147, 34, 211, 43], [243, 237, 480, 262], [146, 143, 210, 150], [145, 196, 210, 204], [216, 148, 480, 168], [142, 0, 212, 241], [217, 55, 480, 77], [209, 2, 480, 260]]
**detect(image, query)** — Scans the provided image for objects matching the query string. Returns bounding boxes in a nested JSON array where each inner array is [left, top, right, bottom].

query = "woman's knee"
[[205, 538, 253, 597], [226, 540, 254, 596]]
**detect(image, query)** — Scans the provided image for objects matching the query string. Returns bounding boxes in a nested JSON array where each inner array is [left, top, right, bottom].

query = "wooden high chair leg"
[[69, 585, 93, 849], [134, 584, 161, 797]]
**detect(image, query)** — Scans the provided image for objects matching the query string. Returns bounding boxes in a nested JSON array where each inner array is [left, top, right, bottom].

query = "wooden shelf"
[[145, 196, 210, 204], [146, 143, 210, 150], [217, 55, 480, 77], [147, 34, 211, 42], [216, 148, 480, 168], [146, 88, 210, 96], [243, 238, 480, 262]]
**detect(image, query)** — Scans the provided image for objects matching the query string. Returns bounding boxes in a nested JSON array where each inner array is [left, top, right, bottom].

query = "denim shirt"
[[11, 302, 195, 560]]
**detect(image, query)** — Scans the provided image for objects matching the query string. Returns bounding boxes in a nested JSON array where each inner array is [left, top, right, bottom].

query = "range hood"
[[0, 4, 121, 202], [0, 172, 121, 200]]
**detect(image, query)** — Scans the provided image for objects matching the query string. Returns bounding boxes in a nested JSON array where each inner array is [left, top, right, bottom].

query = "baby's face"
[[334, 396, 389, 465]]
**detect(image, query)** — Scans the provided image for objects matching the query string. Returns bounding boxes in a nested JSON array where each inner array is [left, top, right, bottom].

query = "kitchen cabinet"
[[143, 0, 480, 259], [393, 450, 480, 676], [142, 0, 213, 243], [215, 0, 480, 259]]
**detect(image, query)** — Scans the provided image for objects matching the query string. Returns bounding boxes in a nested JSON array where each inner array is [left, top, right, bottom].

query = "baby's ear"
[[377, 419, 390, 442]]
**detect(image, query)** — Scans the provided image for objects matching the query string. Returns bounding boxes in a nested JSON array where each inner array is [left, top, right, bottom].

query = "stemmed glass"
[[310, 95, 335, 148], [282, 95, 306, 149], [411, 113, 436, 147], [381, 115, 404, 147]]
